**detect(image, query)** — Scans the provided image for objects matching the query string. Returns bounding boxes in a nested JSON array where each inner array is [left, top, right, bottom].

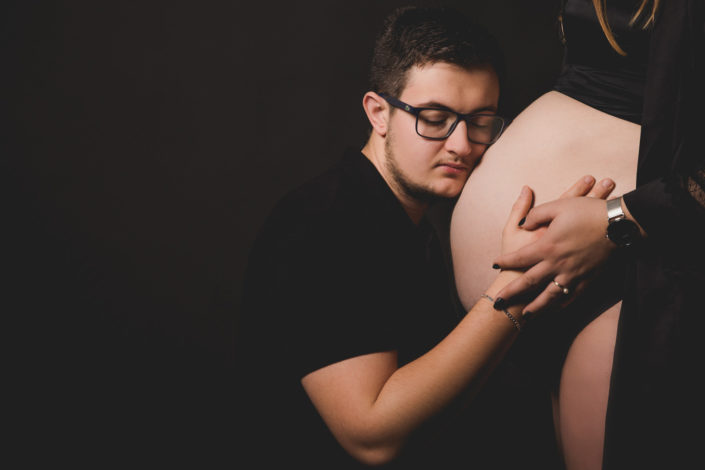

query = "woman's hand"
[[500, 176, 615, 256], [493, 180, 617, 315]]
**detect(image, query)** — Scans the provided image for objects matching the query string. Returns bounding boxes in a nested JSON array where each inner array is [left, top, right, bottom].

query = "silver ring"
[[552, 280, 570, 295]]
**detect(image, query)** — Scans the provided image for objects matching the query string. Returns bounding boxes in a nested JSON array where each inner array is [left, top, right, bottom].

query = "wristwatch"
[[606, 197, 640, 248]]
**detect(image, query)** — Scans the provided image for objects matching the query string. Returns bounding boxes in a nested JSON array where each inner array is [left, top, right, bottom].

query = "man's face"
[[383, 62, 500, 203]]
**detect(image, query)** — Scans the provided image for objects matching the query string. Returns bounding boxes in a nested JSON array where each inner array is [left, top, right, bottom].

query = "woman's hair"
[[592, 0, 660, 56], [369, 6, 504, 97]]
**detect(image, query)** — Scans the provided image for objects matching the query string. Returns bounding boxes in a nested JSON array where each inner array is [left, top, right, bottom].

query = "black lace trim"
[[686, 168, 705, 210]]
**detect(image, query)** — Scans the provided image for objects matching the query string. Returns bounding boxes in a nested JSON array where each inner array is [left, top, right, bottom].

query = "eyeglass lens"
[[416, 109, 503, 144]]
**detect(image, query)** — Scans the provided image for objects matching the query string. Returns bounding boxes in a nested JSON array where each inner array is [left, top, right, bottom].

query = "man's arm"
[[300, 176, 613, 466], [302, 259, 523, 465]]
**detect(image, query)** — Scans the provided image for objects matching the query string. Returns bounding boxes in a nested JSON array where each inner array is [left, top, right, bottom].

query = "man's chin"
[[421, 190, 462, 204], [433, 182, 467, 200], [399, 177, 466, 204]]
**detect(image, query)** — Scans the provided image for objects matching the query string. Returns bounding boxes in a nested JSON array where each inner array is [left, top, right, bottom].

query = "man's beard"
[[384, 129, 445, 205]]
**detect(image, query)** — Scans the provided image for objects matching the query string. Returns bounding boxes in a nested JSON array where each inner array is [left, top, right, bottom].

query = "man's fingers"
[[559, 175, 596, 198], [515, 201, 559, 231], [586, 178, 615, 199], [507, 185, 534, 226], [492, 262, 553, 307], [493, 241, 545, 271]]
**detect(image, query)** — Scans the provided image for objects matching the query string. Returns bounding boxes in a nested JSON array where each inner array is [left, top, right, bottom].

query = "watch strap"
[[606, 197, 624, 222]]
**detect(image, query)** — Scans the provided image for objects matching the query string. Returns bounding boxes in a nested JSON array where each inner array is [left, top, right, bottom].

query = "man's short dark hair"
[[369, 6, 505, 98]]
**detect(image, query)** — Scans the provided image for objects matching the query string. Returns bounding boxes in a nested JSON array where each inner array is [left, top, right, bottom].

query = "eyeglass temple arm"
[[377, 93, 418, 114]]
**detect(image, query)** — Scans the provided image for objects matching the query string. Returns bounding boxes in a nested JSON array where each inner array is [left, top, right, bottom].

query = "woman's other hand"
[[493, 177, 617, 315], [500, 176, 614, 256]]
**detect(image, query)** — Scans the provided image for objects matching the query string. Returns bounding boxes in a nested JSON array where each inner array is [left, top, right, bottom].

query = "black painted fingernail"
[[493, 298, 506, 310], [518, 217, 525, 226], [492, 263, 500, 270], [523, 311, 534, 321]]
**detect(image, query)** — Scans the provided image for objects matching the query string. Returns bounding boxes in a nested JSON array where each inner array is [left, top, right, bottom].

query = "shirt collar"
[[340, 147, 432, 239]]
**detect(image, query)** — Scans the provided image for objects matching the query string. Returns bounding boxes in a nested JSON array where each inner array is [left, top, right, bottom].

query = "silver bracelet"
[[480, 294, 522, 331]]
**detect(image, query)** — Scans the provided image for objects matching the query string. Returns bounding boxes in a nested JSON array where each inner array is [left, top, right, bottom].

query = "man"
[[239, 6, 601, 469]]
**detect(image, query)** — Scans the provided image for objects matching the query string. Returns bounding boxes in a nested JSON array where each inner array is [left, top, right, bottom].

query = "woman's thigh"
[[556, 302, 620, 470]]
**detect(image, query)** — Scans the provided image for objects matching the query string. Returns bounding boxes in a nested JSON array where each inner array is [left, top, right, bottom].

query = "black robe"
[[607, 1, 705, 468]]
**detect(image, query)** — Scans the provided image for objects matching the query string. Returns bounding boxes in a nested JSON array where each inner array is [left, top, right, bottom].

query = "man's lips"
[[436, 162, 468, 172]]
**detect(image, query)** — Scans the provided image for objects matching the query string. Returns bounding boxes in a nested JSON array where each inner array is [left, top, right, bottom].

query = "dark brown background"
[[4, 0, 563, 463]]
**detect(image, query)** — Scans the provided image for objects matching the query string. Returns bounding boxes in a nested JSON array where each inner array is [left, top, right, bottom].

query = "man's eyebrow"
[[415, 101, 498, 114]]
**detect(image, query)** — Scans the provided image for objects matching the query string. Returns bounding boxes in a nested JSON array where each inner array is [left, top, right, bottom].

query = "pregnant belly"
[[451, 91, 639, 310], [450, 91, 640, 470]]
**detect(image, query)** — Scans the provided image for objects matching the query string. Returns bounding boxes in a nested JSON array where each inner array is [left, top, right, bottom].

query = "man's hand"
[[494, 177, 616, 315]]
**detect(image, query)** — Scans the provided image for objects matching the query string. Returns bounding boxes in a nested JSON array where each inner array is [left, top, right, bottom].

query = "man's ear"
[[362, 92, 389, 137]]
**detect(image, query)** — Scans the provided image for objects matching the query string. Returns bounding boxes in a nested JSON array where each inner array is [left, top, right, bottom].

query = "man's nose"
[[443, 120, 474, 157]]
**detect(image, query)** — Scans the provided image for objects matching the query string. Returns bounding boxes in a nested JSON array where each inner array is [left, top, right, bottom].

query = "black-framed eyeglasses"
[[379, 93, 506, 145]]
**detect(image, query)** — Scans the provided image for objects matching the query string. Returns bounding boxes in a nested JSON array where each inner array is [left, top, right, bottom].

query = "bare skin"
[[450, 91, 640, 470]]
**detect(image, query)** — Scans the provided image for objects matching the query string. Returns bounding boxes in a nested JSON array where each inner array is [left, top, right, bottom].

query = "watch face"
[[607, 219, 640, 247]]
